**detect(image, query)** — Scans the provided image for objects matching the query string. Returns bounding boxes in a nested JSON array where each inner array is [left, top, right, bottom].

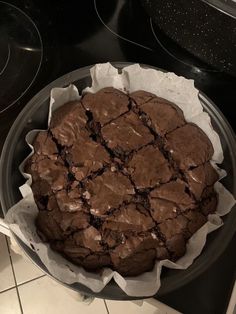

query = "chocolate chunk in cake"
[[110, 235, 160, 276], [158, 215, 189, 240], [156, 246, 170, 260], [85, 170, 135, 216], [81, 254, 111, 271], [130, 91, 185, 135], [65, 131, 110, 180], [36, 211, 64, 241], [82, 87, 129, 126], [56, 239, 111, 270], [201, 193, 218, 216], [57, 238, 91, 260], [101, 111, 154, 157], [166, 234, 186, 259], [185, 162, 218, 199], [28, 156, 68, 194], [150, 179, 195, 211], [127, 145, 173, 189], [47, 195, 59, 211], [36, 209, 89, 241], [102, 229, 125, 248], [183, 210, 207, 236], [73, 226, 103, 252], [165, 124, 214, 170], [50, 101, 87, 146], [149, 198, 178, 223], [102, 203, 155, 232], [33, 131, 58, 159], [54, 189, 84, 212]]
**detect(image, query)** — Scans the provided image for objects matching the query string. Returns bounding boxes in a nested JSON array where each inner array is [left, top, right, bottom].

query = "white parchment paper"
[[5, 63, 236, 297]]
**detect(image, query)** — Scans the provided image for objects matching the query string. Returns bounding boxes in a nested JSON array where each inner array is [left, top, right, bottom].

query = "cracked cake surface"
[[26, 88, 218, 276]]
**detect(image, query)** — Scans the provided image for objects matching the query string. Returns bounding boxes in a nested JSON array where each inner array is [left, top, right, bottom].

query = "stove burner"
[[95, 0, 221, 75], [94, 0, 153, 51], [0, 37, 10, 76], [0, 1, 43, 113], [150, 19, 219, 73]]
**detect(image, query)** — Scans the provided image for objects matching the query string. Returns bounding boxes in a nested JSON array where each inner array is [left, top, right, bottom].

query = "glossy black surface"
[[140, 0, 236, 75], [0, 0, 235, 312], [202, 0, 236, 18], [0, 1, 42, 113], [159, 233, 236, 314]]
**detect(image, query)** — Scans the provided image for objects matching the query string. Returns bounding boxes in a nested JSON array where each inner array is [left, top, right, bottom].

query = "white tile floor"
[[0, 233, 179, 314], [0, 234, 15, 292]]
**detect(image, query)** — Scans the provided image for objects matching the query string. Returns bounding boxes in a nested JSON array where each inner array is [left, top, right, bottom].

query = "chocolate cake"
[[26, 87, 219, 276]]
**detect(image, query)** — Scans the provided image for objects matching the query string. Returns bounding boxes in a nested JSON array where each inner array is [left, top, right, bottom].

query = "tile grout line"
[[5, 236, 46, 286], [0, 285, 17, 295], [17, 274, 46, 288], [104, 300, 110, 314], [5, 236, 24, 314]]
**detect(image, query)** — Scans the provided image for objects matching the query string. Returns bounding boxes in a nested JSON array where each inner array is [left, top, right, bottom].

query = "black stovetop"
[[0, 1, 235, 313]]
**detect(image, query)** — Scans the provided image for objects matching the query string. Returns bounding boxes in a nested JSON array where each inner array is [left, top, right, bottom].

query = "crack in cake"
[[26, 87, 219, 276]]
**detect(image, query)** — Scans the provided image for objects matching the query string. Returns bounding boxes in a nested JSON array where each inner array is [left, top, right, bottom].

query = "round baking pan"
[[0, 62, 236, 300]]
